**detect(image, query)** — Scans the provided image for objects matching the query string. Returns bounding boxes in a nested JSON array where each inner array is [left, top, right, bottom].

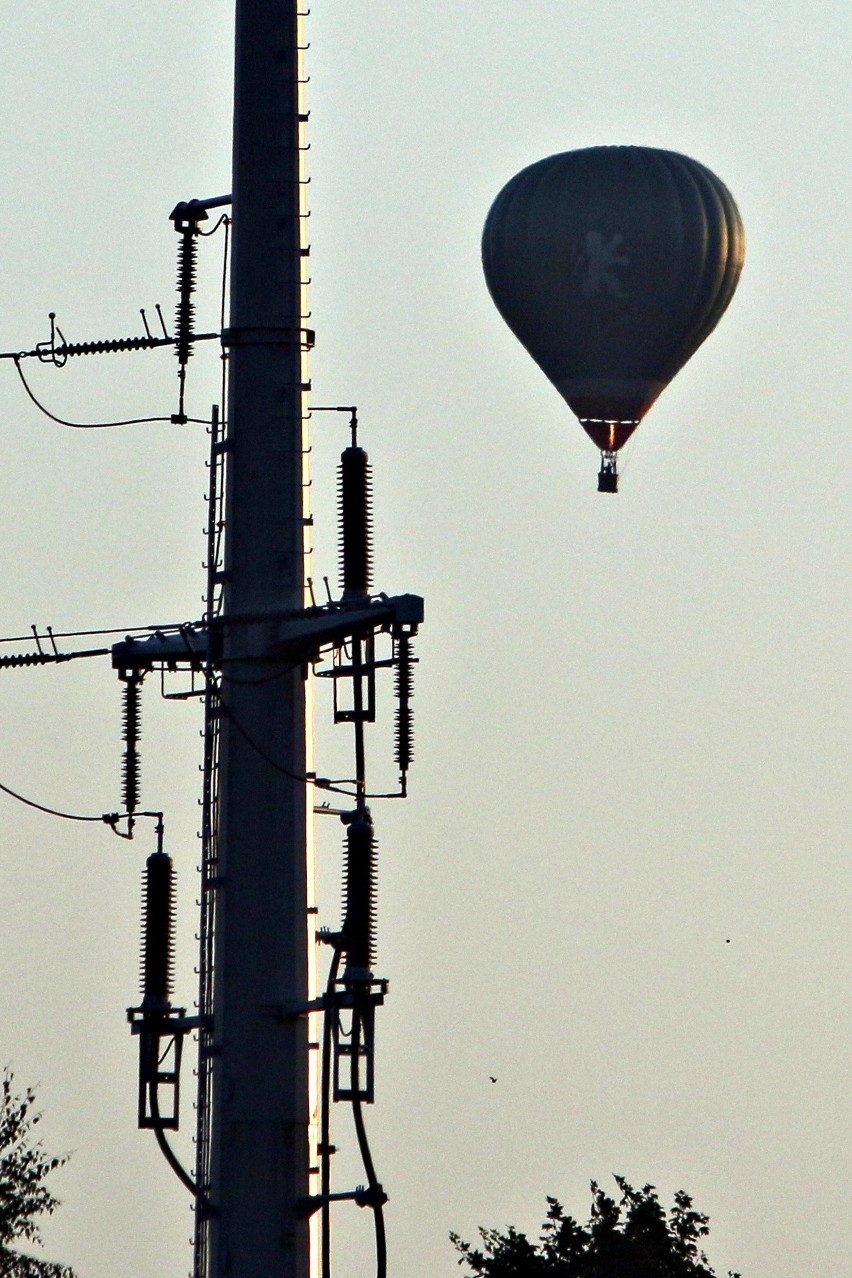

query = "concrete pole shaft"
[[209, 3, 314, 1276]]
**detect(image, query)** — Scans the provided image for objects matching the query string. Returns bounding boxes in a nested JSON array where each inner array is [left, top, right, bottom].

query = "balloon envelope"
[[482, 146, 745, 451]]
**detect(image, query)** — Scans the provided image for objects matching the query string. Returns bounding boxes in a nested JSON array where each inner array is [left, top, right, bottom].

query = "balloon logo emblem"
[[573, 232, 630, 299]]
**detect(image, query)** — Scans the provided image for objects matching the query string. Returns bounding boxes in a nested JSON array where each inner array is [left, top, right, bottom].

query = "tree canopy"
[[451, 1176, 740, 1278], [0, 1070, 75, 1278]]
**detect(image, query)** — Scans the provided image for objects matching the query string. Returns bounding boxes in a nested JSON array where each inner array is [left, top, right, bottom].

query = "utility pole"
[[0, 2, 419, 1274], [209, 3, 314, 1276]]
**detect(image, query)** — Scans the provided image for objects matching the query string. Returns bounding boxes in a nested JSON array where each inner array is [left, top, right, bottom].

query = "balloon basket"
[[597, 453, 618, 493]]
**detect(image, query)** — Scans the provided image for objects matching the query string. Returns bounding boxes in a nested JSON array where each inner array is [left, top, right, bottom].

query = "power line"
[[12, 356, 214, 429], [0, 775, 115, 825]]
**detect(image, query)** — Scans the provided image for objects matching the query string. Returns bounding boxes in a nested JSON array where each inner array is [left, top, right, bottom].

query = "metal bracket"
[[285, 992, 345, 1019], [298, 1184, 387, 1218], [285, 976, 388, 1021], [169, 194, 232, 225], [127, 1010, 207, 1036], [126, 1008, 210, 1130]]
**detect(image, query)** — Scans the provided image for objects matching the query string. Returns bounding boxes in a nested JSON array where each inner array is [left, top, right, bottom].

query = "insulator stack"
[[122, 678, 141, 818], [140, 850, 175, 1009], [174, 226, 198, 367], [0, 651, 62, 669], [338, 446, 373, 600], [394, 633, 415, 775], [59, 334, 162, 357], [341, 816, 377, 978]]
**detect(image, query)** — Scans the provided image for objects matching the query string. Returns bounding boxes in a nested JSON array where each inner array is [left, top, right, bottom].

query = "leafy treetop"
[[0, 1070, 75, 1278], [451, 1176, 740, 1278]]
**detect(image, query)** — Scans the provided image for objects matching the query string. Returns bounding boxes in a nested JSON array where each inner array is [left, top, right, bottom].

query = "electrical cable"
[[0, 622, 197, 647], [0, 774, 162, 845], [209, 678, 355, 797], [350, 1005, 387, 1278], [0, 776, 115, 824], [13, 356, 172, 428], [197, 213, 229, 239], [12, 357, 213, 429], [215, 217, 231, 332], [321, 945, 343, 1278], [0, 599, 351, 650], [224, 694, 354, 796], [148, 1074, 212, 1213]]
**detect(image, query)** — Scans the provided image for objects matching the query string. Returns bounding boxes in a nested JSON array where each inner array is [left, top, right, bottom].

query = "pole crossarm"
[[267, 593, 423, 661], [109, 594, 424, 674]]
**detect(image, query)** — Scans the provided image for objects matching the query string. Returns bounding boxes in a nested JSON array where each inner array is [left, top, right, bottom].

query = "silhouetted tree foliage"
[[452, 1176, 740, 1278], [0, 1071, 74, 1278]]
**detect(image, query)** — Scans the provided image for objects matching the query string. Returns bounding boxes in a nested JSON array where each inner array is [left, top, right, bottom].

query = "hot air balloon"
[[481, 146, 745, 492]]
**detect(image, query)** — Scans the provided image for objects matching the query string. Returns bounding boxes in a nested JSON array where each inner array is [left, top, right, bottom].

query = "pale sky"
[[0, 4, 850, 1277]]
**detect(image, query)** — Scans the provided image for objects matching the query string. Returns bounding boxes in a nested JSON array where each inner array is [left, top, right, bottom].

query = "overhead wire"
[[0, 776, 112, 823], [12, 355, 214, 430], [13, 356, 173, 429], [0, 621, 199, 647], [0, 776, 160, 841]]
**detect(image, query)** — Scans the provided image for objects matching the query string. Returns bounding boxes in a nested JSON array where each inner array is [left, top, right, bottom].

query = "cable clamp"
[[220, 325, 315, 350]]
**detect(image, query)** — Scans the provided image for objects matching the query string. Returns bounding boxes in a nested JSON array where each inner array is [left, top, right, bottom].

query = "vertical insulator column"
[[175, 225, 199, 368], [394, 633, 415, 779], [122, 676, 142, 822], [341, 815, 377, 980], [141, 850, 175, 1011], [172, 216, 199, 424], [338, 446, 373, 600]]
